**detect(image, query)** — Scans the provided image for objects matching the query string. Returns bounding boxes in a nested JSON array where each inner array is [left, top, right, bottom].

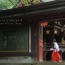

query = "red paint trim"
[[38, 22, 43, 61], [41, 22, 48, 27]]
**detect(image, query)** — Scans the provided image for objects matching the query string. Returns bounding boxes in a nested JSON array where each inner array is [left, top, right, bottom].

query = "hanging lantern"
[[54, 29, 58, 34]]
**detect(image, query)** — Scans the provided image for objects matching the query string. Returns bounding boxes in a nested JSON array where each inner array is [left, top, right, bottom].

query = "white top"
[[54, 42, 60, 51]]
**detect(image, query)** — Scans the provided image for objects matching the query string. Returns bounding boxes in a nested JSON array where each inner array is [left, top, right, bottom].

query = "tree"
[[0, 0, 41, 10], [0, 0, 19, 10]]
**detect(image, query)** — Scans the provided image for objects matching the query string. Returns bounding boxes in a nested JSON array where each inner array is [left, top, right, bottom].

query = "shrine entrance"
[[43, 20, 65, 61]]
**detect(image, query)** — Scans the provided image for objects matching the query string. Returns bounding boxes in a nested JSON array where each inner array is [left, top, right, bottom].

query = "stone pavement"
[[0, 61, 65, 65], [0, 56, 65, 65]]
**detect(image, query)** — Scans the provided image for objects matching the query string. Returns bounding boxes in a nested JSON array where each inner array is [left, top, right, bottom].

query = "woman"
[[51, 39, 61, 62]]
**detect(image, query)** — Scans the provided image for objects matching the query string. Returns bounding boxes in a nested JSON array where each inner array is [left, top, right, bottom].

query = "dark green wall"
[[0, 27, 29, 52]]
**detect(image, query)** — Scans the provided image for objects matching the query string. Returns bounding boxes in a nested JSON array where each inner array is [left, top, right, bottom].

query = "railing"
[[44, 42, 65, 51]]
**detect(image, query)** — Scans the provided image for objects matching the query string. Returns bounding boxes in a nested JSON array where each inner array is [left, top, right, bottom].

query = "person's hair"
[[53, 39, 56, 42]]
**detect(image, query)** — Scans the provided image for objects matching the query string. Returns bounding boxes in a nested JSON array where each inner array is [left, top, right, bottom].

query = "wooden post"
[[38, 23, 43, 62], [38, 22, 48, 62]]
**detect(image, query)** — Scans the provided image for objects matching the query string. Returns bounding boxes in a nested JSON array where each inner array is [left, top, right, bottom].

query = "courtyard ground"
[[0, 61, 65, 65]]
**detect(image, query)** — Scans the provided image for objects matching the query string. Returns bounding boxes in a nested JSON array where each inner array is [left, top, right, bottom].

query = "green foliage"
[[21, 0, 41, 6], [0, 0, 41, 10], [0, 0, 19, 10]]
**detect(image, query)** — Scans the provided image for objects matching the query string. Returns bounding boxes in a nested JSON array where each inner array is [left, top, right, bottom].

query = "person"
[[51, 39, 61, 62]]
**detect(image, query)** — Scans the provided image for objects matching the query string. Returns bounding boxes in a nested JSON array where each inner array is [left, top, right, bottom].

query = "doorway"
[[43, 20, 65, 61]]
